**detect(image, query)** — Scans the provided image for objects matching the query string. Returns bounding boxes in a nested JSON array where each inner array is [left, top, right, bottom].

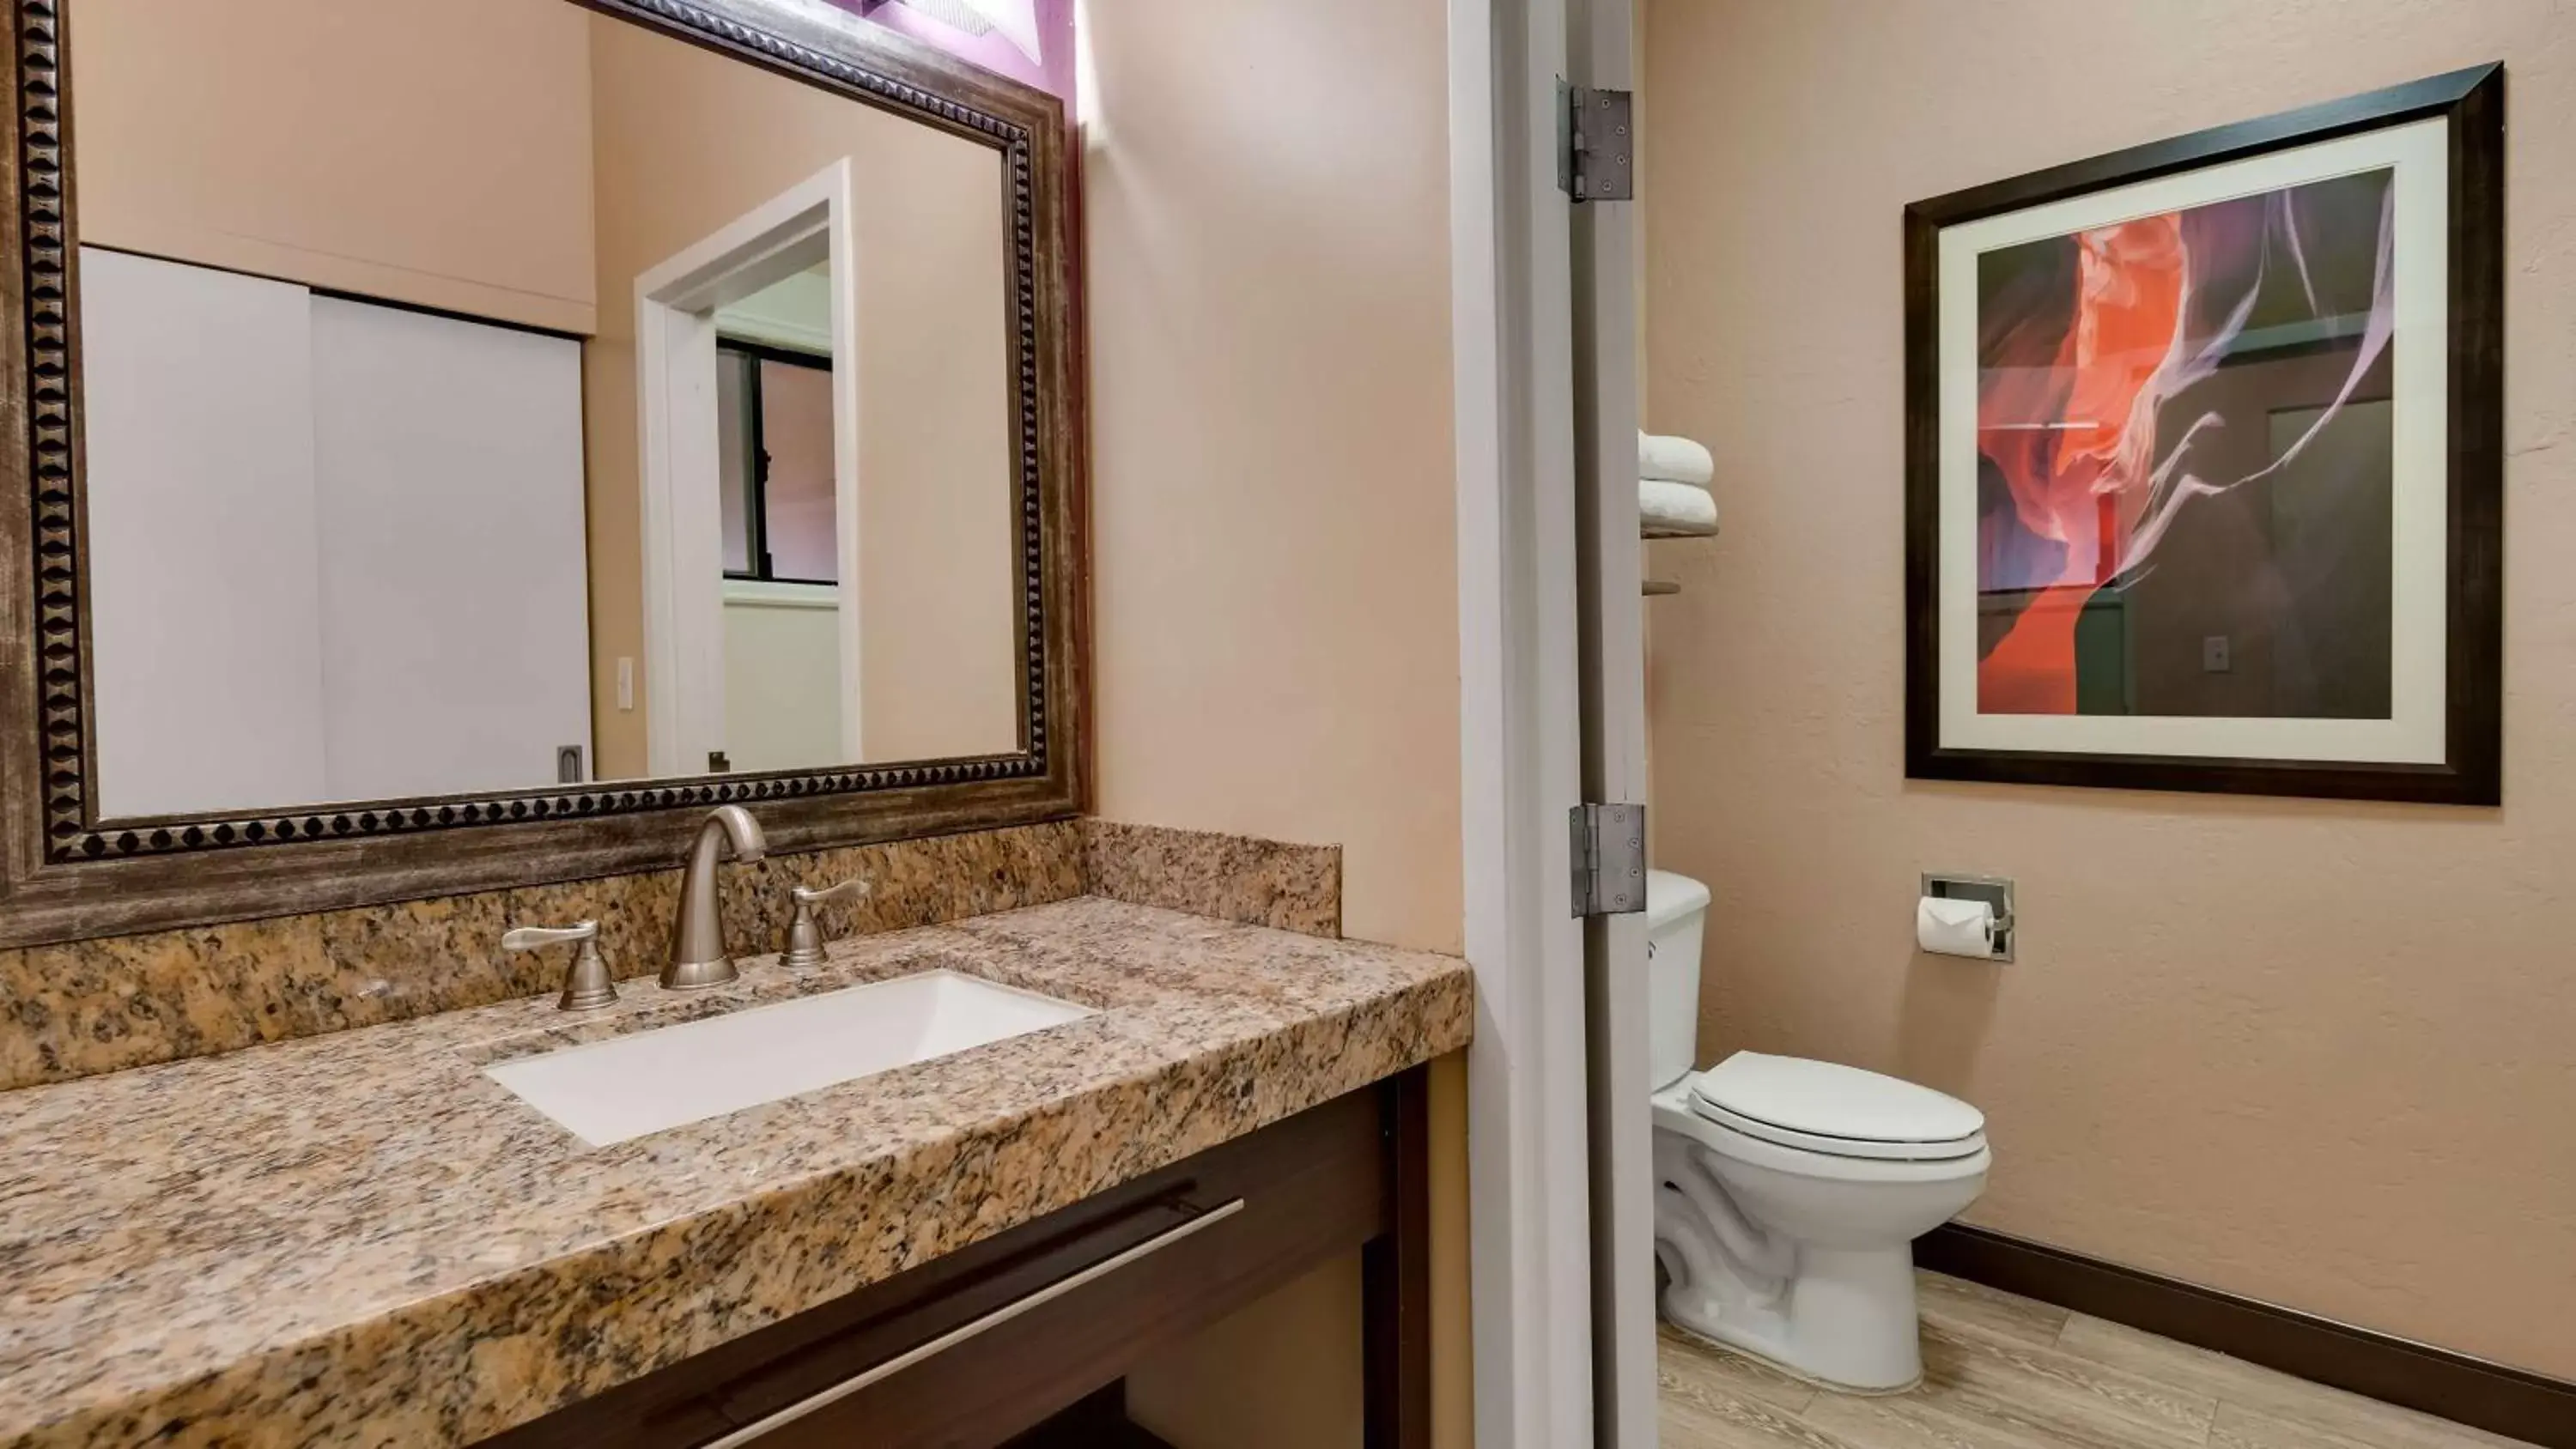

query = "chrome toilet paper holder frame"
[[1922, 872, 2014, 962]]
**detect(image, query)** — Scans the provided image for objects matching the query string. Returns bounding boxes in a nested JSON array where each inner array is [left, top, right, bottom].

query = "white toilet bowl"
[[1644, 870, 1990, 1392]]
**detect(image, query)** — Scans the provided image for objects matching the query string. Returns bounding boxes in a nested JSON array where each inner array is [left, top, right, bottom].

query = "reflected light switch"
[[617, 657, 635, 712], [2202, 636, 2231, 674]]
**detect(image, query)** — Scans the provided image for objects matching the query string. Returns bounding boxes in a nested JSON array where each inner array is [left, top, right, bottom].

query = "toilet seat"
[[1688, 1052, 1986, 1163]]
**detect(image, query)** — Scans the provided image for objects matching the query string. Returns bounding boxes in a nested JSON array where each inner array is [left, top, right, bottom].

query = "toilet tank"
[[1644, 870, 1711, 1091]]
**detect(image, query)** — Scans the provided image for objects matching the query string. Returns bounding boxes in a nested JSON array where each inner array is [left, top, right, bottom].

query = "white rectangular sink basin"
[[485, 969, 1094, 1147]]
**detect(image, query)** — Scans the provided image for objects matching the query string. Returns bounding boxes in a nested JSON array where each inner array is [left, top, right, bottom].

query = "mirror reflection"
[[69, 0, 1024, 820]]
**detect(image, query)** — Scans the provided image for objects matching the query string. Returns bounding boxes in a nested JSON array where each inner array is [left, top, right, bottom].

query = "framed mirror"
[[0, 0, 1084, 946]]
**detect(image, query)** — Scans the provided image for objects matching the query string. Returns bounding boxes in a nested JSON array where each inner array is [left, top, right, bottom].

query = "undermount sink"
[[484, 970, 1095, 1147]]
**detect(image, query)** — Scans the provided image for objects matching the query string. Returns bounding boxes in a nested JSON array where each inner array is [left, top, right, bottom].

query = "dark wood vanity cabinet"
[[485, 1068, 1432, 1449]]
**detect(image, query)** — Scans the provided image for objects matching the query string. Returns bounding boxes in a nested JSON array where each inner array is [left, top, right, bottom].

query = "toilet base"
[[1659, 1318, 1922, 1398], [1658, 1240, 1928, 1393]]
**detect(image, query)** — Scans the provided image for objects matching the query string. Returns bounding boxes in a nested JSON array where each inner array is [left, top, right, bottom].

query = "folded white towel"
[[1639, 429, 1714, 486], [1641, 478, 1718, 538]]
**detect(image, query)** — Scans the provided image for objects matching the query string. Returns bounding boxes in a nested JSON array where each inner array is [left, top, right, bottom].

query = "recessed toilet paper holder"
[[1922, 872, 2014, 962]]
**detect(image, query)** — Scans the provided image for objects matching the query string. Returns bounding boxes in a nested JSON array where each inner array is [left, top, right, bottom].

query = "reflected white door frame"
[[635, 159, 862, 777]]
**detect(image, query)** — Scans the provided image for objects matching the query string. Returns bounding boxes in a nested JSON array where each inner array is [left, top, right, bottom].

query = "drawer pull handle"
[[702, 1197, 1248, 1447]]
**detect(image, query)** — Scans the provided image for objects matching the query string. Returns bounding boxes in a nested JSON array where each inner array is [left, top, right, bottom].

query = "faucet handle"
[[792, 879, 873, 908], [503, 920, 617, 1011], [503, 922, 597, 951], [783, 879, 872, 969]]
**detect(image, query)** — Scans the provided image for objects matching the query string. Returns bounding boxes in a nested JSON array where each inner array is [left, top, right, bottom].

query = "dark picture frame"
[[1903, 64, 2504, 805]]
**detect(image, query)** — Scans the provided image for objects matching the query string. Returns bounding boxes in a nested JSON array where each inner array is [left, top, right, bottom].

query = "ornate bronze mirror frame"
[[0, 0, 1084, 946]]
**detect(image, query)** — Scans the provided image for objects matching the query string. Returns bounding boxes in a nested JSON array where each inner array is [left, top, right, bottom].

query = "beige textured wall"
[[1642, 0, 2576, 1378], [1081, 0, 1462, 958], [848, 155, 1021, 767], [583, 14, 1018, 779], [1083, 0, 1470, 1444], [67, 0, 597, 333]]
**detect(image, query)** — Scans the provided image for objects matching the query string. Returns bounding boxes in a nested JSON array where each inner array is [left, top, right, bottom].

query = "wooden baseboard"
[[1917, 1224, 2575, 1449]]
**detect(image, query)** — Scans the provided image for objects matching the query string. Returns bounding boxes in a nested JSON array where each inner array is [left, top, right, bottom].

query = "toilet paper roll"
[[1917, 896, 1996, 957]]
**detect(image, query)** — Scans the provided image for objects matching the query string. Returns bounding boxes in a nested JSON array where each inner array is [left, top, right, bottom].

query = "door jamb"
[[634, 160, 862, 776], [1451, 0, 1601, 1443], [1568, 0, 1656, 1436]]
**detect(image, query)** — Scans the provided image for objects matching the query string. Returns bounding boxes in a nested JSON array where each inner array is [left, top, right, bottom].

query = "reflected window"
[[716, 341, 838, 585]]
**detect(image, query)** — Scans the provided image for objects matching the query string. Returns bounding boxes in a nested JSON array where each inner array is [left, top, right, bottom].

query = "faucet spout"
[[701, 803, 767, 865], [665, 805, 767, 990]]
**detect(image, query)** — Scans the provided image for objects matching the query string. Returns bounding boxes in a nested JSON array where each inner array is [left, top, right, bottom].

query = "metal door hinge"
[[1557, 81, 1635, 203], [1571, 803, 1647, 917]]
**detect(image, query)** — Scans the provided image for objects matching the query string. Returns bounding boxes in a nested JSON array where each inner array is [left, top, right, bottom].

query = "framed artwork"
[[1903, 64, 2504, 804]]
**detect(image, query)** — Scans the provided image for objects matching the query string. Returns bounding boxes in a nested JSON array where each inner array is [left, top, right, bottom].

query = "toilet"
[[1646, 870, 1990, 1392]]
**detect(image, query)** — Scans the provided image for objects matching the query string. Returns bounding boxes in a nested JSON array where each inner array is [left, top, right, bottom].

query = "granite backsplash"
[[0, 817, 1341, 1092]]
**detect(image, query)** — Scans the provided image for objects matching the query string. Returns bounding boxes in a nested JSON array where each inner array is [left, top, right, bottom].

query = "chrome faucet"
[[665, 804, 767, 990]]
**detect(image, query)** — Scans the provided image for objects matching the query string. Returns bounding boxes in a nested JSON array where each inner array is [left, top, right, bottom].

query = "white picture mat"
[[1935, 118, 2451, 764]]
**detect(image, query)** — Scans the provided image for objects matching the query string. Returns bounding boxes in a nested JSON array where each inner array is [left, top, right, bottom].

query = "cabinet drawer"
[[489, 1082, 1391, 1449]]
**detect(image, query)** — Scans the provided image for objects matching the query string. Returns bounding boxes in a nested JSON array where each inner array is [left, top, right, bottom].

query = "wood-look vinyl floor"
[[1658, 1273, 2541, 1449]]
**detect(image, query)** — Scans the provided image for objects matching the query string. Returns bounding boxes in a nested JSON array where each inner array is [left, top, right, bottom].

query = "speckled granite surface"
[[1082, 819, 1341, 937], [0, 896, 1467, 1449], [0, 822, 1088, 1092]]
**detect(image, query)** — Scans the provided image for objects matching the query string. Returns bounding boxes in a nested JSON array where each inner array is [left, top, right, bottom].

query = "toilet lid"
[[1688, 1052, 1986, 1161]]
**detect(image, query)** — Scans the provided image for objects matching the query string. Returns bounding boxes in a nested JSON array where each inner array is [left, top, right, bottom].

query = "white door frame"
[[635, 159, 862, 776], [1569, 0, 1655, 1438], [1449, 0, 1601, 1444], [1456, 0, 1654, 1440]]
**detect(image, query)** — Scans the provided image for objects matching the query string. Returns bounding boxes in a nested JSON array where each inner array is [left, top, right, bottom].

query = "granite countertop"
[[0, 897, 1473, 1449]]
